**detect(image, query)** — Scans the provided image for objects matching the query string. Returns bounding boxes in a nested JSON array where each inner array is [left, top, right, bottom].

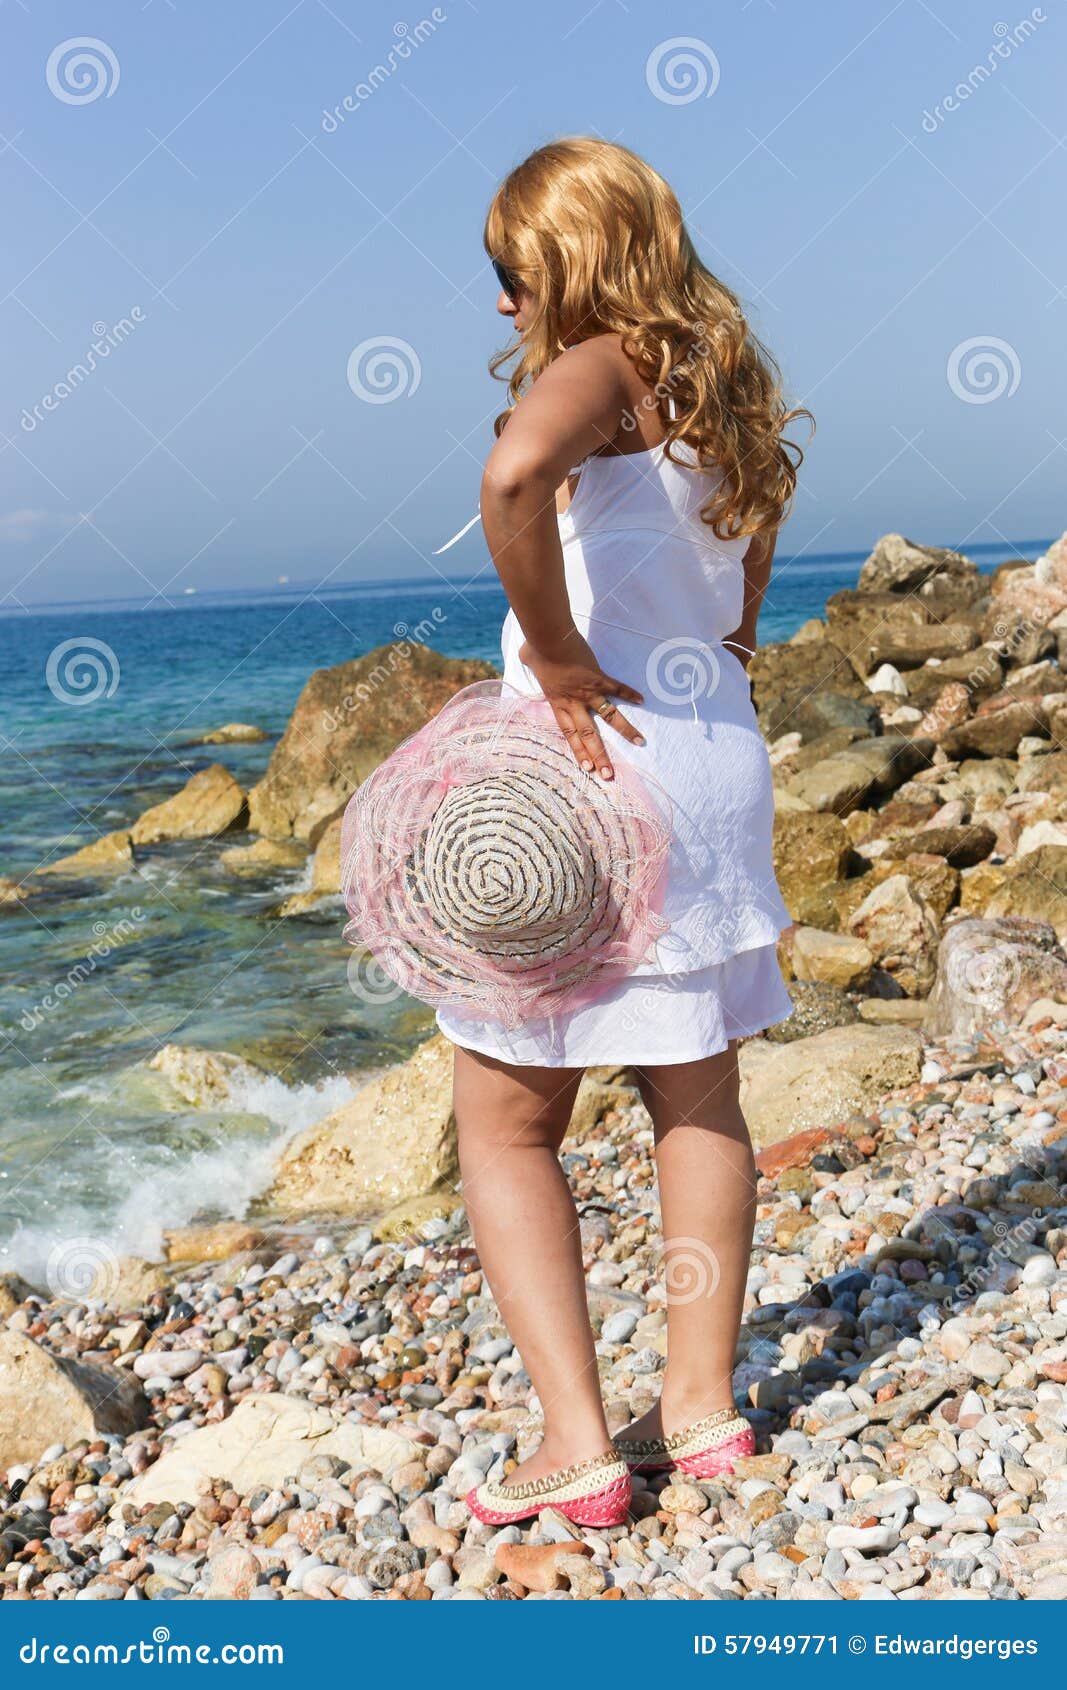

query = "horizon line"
[[0, 536, 1052, 621]]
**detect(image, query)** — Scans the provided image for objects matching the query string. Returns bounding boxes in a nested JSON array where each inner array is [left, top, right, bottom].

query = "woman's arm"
[[726, 530, 777, 668], [481, 337, 645, 779]]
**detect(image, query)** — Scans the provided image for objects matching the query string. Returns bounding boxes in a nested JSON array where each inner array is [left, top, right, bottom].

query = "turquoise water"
[[0, 542, 1047, 1276]]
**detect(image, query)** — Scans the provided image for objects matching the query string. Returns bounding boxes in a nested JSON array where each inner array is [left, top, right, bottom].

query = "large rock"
[[932, 646, 1004, 697], [739, 1025, 923, 1147], [772, 811, 852, 920], [93, 1256, 172, 1310], [791, 926, 873, 990], [986, 845, 1067, 940], [846, 872, 940, 996], [865, 624, 979, 674], [132, 765, 248, 845], [267, 1035, 459, 1220], [786, 736, 930, 816], [917, 683, 973, 740], [842, 853, 959, 927], [163, 1222, 266, 1265], [954, 757, 1018, 797], [751, 640, 867, 742], [311, 815, 343, 894], [923, 916, 1067, 1038], [1047, 695, 1067, 748], [0, 877, 46, 908], [958, 859, 1008, 916], [188, 722, 268, 745], [374, 1190, 464, 1244], [942, 700, 1046, 759], [118, 1396, 413, 1508], [997, 662, 1067, 704], [36, 830, 134, 877], [857, 533, 979, 597], [780, 692, 882, 743], [149, 1043, 267, 1107], [882, 823, 996, 869], [787, 726, 873, 775], [0, 1272, 39, 1319], [785, 754, 874, 817], [1017, 819, 1067, 856], [247, 644, 497, 840], [984, 602, 1057, 667], [218, 837, 307, 877], [841, 735, 933, 793], [1018, 750, 1067, 793], [989, 560, 1067, 631], [850, 791, 939, 841], [824, 588, 930, 655], [0, 1332, 149, 1468]]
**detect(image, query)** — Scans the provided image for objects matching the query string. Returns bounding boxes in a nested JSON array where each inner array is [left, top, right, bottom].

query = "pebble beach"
[[2, 1017, 1066, 1601], [2, 528, 1067, 1601]]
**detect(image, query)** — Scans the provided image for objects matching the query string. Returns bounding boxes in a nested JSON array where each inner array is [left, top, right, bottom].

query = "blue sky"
[[2, 0, 1064, 607]]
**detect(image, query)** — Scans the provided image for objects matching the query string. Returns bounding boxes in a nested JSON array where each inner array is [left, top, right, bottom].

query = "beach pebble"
[[825, 1524, 899, 1554], [132, 1349, 202, 1381]]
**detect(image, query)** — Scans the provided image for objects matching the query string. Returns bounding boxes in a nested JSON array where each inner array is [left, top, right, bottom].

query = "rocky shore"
[[2, 527, 1067, 1600], [2, 1015, 1066, 1601]]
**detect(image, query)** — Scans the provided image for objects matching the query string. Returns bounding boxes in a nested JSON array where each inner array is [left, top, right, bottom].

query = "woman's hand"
[[518, 635, 644, 780]]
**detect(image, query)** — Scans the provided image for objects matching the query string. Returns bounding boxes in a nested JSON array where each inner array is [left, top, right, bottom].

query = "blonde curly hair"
[[485, 137, 811, 541]]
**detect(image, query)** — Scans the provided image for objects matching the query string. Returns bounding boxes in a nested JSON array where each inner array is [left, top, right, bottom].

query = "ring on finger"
[[595, 697, 618, 721]]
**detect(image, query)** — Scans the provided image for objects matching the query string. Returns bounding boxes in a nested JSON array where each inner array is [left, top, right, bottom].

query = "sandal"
[[466, 1449, 632, 1527], [615, 1407, 755, 1479]]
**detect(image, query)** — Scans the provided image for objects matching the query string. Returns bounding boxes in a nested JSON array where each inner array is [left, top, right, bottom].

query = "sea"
[[0, 539, 1050, 1281]]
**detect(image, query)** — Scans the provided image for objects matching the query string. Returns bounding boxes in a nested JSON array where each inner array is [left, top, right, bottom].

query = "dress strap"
[[433, 510, 481, 554]]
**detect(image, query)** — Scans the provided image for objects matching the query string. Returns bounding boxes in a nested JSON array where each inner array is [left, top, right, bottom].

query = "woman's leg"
[[452, 1043, 614, 1483], [623, 1044, 755, 1439]]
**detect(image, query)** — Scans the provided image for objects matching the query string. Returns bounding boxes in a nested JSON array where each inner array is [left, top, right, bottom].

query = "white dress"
[[436, 442, 793, 1067]]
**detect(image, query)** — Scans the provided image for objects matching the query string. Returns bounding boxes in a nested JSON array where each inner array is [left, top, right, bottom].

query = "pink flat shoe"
[[466, 1450, 632, 1527], [615, 1407, 755, 1479]]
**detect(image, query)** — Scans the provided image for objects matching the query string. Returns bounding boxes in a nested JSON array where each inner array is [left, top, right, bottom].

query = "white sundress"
[[435, 441, 793, 1067]]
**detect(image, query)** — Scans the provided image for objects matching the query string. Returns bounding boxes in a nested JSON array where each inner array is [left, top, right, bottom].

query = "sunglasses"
[[492, 258, 522, 301]]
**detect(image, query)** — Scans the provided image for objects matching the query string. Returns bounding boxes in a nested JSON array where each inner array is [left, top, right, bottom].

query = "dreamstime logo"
[[947, 336, 1021, 405], [958, 603, 1050, 694], [45, 638, 120, 705], [46, 38, 120, 105], [920, 11, 1047, 132], [47, 1236, 120, 1301], [646, 636, 721, 707], [952, 1211, 1041, 1303], [321, 613, 447, 731], [19, 1631, 284, 1666], [321, 10, 447, 132], [945, 938, 1023, 1008], [346, 336, 421, 404], [657, 1236, 721, 1304], [19, 911, 145, 1032], [646, 37, 720, 106], [619, 320, 716, 435], [20, 309, 146, 432], [347, 951, 405, 1004]]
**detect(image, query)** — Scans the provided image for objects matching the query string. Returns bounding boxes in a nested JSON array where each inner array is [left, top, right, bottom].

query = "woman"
[[439, 138, 809, 1527]]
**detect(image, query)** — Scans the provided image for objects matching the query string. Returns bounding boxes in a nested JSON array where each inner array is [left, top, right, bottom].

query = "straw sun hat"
[[340, 680, 671, 1028]]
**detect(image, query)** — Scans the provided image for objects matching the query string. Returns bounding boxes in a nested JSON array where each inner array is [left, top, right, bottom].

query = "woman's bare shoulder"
[[533, 333, 630, 383]]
